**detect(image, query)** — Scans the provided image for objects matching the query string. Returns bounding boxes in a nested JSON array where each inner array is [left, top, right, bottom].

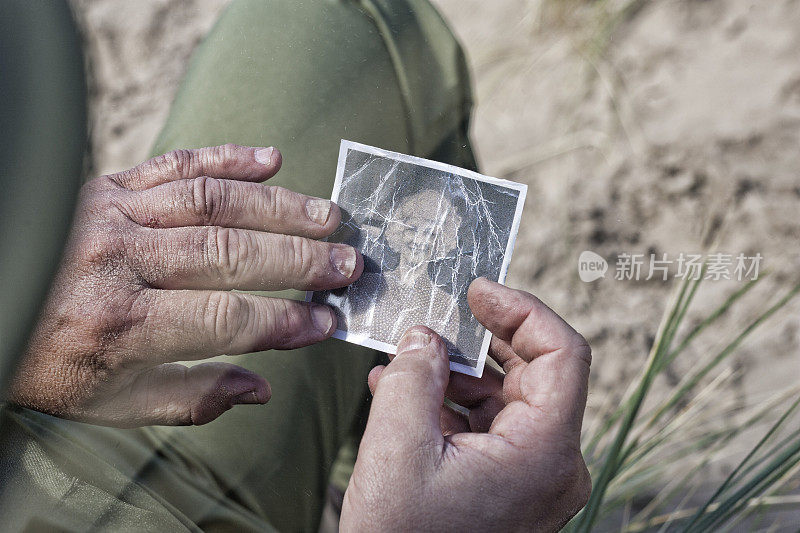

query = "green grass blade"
[[682, 394, 800, 531], [649, 282, 800, 429], [584, 271, 758, 460], [654, 277, 760, 375], [685, 438, 800, 532], [574, 276, 696, 530]]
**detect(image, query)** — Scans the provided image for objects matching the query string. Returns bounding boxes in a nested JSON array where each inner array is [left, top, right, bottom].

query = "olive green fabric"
[[1, 0, 476, 531], [152, 0, 476, 185]]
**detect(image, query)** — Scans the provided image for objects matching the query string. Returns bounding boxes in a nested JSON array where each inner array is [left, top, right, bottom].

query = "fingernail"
[[311, 304, 334, 335], [232, 390, 263, 405], [306, 198, 332, 225], [254, 147, 275, 166], [397, 329, 431, 352], [330, 246, 356, 278]]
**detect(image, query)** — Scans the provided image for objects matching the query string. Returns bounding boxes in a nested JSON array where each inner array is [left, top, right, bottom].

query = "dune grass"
[[566, 268, 800, 531]]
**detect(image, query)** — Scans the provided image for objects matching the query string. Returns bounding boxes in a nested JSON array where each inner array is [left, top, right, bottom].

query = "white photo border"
[[307, 139, 528, 378]]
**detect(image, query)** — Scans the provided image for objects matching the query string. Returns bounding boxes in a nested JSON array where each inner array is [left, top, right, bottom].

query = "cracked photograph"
[[310, 141, 526, 377]]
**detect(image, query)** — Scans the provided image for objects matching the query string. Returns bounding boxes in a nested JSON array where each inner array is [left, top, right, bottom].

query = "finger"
[[385, 343, 504, 433], [488, 334, 521, 373], [489, 351, 591, 445], [468, 277, 588, 361], [123, 177, 341, 238], [102, 362, 270, 427], [111, 144, 282, 191], [136, 226, 362, 291], [468, 278, 591, 442], [121, 291, 337, 367], [367, 364, 385, 394], [445, 367, 506, 432], [440, 403, 470, 436], [370, 365, 474, 435], [361, 326, 449, 459], [487, 335, 527, 406]]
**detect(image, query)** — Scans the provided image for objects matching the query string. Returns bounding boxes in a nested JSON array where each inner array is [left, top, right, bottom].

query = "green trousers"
[[0, 1, 475, 531]]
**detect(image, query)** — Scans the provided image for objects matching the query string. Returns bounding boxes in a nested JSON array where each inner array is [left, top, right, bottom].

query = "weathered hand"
[[341, 278, 591, 532], [10, 144, 362, 427]]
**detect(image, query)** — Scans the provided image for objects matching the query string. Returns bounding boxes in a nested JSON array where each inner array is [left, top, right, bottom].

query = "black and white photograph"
[[310, 140, 526, 377]]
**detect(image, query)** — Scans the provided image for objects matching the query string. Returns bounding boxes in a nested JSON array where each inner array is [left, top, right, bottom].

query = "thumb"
[[362, 326, 450, 457], [98, 362, 270, 427]]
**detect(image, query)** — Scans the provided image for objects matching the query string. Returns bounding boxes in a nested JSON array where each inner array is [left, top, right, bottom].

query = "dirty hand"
[[341, 278, 592, 532], [10, 144, 362, 427]]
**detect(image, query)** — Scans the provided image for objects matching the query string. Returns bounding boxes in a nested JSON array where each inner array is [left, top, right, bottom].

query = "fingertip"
[[467, 277, 499, 306], [468, 276, 494, 292], [367, 365, 385, 394], [223, 367, 270, 405], [230, 380, 269, 406], [393, 326, 449, 378], [468, 279, 534, 341], [350, 247, 365, 282], [184, 363, 271, 424], [256, 377, 271, 403], [329, 244, 362, 282], [368, 327, 450, 447], [307, 199, 342, 234], [396, 325, 445, 356], [270, 148, 283, 171], [253, 146, 282, 178], [327, 201, 343, 231], [310, 303, 337, 337]]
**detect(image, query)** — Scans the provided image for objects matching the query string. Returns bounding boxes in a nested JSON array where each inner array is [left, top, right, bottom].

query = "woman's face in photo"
[[387, 188, 462, 280]]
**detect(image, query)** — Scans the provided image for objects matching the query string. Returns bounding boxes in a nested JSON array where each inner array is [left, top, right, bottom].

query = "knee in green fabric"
[[153, 0, 476, 198]]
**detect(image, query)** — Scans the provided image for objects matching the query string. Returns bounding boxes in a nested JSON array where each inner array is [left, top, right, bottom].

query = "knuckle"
[[218, 365, 245, 385], [206, 227, 247, 281], [82, 241, 120, 273], [376, 360, 424, 385], [287, 235, 315, 278], [269, 186, 293, 218], [81, 292, 146, 376], [190, 176, 226, 224], [219, 143, 240, 156], [220, 142, 240, 155], [262, 185, 281, 219], [160, 149, 194, 180], [205, 292, 250, 346], [80, 175, 116, 200], [213, 143, 241, 172], [78, 178, 127, 221], [105, 163, 146, 190], [79, 177, 151, 230], [79, 228, 129, 275], [283, 304, 308, 333]]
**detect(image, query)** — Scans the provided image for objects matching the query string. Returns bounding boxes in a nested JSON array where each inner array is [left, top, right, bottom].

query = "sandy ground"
[[70, 0, 800, 523]]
